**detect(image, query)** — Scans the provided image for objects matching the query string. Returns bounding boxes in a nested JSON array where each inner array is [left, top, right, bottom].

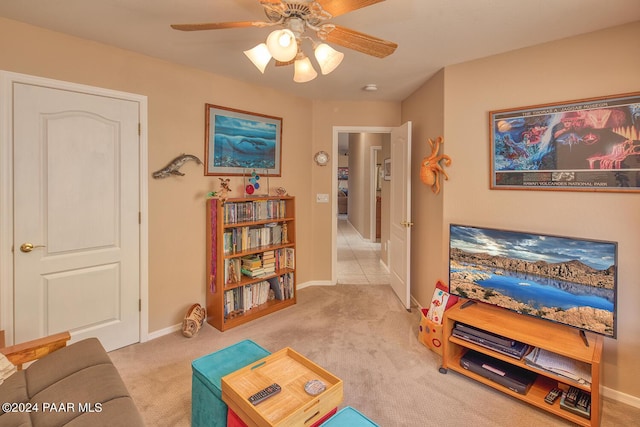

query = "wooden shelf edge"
[[447, 336, 593, 392], [223, 268, 295, 291], [223, 243, 295, 259], [223, 216, 295, 229]]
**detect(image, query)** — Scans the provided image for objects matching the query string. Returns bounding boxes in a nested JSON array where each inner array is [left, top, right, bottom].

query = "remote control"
[[248, 383, 281, 406], [544, 387, 561, 404], [565, 386, 580, 406], [576, 392, 591, 411]]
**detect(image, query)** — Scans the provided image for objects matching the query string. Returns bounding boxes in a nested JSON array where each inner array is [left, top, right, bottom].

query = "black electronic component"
[[248, 383, 281, 405], [544, 387, 561, 404]]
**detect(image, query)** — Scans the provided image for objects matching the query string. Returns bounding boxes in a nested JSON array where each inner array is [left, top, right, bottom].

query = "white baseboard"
[[147, 323, 182, 341], [602, 385, 640, 409], [298, 280, 333, 289]]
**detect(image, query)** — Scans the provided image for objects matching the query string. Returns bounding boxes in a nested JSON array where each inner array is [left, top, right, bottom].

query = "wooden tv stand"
[[440, 300, 603, 427]]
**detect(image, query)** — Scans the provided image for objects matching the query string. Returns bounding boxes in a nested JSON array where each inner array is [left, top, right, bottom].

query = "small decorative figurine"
[[152, 153, 202, 179], [274, 187, 287, 196], [218, 178, 231, 203], [420, 136, 452, 195], [182, 303, 206, 338], [227, 261, 239, 284]]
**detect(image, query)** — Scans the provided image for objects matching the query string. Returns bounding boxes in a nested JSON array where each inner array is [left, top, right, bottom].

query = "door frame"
[[0, 71, 149, 346], [369, 145, 382, 243], [332, 126, 392, 285]]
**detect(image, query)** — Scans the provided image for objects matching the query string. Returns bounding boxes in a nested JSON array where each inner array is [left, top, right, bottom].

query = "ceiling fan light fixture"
[[314, 43, 344, 75], [266, 29, 298, 62], [243, 43, 272, 73], [293, 54, 318, 83]]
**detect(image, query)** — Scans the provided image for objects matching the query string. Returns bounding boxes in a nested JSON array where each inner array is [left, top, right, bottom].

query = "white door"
[[389, 122, 412, 310], [11, 82, 141, 351]]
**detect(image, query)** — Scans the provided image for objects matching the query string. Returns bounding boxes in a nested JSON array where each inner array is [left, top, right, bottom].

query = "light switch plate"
[[316, 193, 329, 203]]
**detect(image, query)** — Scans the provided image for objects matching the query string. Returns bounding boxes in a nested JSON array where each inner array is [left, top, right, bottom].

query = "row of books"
[[223, 223, 287, 254], [223, 280, 271, 317], [223, 199, 287, 224], [224, 249, 295, 284], [223, 274, 294, 318], [270, 273, 294, 301]]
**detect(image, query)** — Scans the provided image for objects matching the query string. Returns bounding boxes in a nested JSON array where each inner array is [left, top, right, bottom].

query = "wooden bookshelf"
[[206, 196, 296, 331], [441, 300, 603, 427]]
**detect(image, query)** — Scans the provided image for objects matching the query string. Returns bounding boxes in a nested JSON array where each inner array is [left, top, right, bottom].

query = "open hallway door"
[[389, 122, 412, 310]]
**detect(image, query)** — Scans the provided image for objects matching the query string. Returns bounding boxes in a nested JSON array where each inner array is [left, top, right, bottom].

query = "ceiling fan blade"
[[322, 25, 397, 58], [317, 0, 385, 18], [170, 21, 273, 31]]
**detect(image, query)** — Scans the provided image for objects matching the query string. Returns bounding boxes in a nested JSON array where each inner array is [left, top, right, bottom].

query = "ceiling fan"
[[170, 0, 398, 82]]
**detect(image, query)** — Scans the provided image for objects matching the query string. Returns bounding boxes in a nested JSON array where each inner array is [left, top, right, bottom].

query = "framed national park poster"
[[490, 92, 640, 192], [205, 104, 282, 176]]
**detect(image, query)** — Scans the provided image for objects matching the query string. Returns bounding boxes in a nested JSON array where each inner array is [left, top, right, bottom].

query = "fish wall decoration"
[[153, 154, 202, 179]]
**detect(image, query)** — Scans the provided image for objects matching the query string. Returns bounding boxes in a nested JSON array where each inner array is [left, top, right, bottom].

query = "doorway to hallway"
[[336, 215, 389, 285]]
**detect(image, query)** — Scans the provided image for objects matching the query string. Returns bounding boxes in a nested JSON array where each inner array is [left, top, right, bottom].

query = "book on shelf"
[[223, 199, 287, 224], [241, 255, 262, 269], [266, 273, 294, 301], [262, 249, 276, 260], [224, 280, 272, 318], [267, 277, 284, 301], [285, 247, 295, 269], [224, 258, 242, 285], [241, 267, 266, 278]]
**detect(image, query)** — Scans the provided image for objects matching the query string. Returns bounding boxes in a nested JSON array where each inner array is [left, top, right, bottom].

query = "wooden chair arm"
[[0, 332, 71, 370]]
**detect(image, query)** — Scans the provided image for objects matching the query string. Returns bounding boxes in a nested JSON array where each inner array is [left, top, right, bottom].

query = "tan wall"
[[310, 101, 401, 281], [439, 22, 639, 398], [347, 133, 386, 240], [0, 17, 314, 333], [0, 17, 401, 331], [401, 69, 446, 305]]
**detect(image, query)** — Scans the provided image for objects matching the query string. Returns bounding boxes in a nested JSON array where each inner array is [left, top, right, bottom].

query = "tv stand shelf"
[[440, 300, 603, 427]]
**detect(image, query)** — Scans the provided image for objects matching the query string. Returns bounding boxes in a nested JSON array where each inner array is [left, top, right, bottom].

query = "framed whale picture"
[[205, 104, 282, 176]]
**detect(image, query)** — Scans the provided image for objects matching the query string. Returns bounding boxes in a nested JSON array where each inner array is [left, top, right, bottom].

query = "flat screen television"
[[449, 224, 617, 338]]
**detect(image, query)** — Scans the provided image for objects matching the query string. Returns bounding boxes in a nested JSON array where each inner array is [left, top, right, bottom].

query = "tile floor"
[[337, 215, 390, 285]]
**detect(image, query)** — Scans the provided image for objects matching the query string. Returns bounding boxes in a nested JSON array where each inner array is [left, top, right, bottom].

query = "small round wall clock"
[[313, 151, 330, 166]]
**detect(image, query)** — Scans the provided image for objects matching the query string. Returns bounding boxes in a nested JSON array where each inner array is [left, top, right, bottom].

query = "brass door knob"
[[401, 221, 414, 228], [20, 243, 46, 253]]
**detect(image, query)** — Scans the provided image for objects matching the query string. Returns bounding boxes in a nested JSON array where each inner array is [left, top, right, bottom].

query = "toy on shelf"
[[218, 178, 231, 203]]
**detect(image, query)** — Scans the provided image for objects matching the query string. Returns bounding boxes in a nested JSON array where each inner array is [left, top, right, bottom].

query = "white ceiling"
[[1, 0, 639, 102]]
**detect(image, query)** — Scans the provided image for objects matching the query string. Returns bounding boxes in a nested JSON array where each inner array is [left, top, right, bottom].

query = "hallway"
[[337, 215, 390, 285]]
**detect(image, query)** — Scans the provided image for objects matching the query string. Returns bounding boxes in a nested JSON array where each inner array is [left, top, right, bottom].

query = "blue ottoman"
[[192, 340, 270, 427], [322, 406, 379, 426]]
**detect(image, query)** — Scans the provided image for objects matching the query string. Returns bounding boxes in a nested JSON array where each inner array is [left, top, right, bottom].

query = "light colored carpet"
[[109, 285, 639, 426]]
